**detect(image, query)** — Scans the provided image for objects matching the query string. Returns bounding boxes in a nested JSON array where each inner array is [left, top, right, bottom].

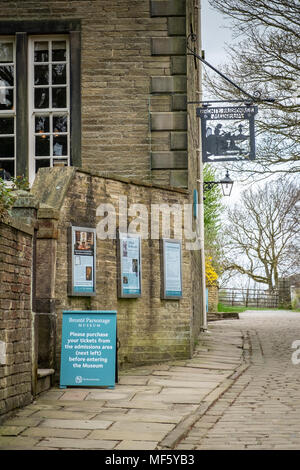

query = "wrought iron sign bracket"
[[186, 34, 275, 105]]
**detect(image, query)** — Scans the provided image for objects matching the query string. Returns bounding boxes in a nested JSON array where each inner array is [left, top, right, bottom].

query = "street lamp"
[[202, 170, 234, 197]]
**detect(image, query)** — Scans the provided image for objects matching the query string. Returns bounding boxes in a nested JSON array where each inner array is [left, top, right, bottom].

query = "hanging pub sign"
[[68, 226, 96, 296], [197, 106, 258, 162], [118, 232, 142, 298]]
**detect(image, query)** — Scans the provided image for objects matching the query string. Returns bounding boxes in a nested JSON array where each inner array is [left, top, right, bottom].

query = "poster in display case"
[[161, 238, 182, 300], [118, 233, 142, 298], [68, 226, 96, 296]]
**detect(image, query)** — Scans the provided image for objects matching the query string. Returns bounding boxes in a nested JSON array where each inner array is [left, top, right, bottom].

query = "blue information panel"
[[118, 233, 142, 298], [69, 227, 97, 296], [60, 310, 117, 388], [162, 239, 182, 299]]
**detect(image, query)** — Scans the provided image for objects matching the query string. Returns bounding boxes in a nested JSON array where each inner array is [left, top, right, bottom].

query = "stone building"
[[0, 0, 205, 415]]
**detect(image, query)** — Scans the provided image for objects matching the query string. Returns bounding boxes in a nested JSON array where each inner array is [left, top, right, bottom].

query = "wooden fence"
[[219, 288, 281, 308]]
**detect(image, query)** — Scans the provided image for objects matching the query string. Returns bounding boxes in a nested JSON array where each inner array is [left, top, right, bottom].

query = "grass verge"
[[217, 303, 247, 313], [218, 303, 300, 313]]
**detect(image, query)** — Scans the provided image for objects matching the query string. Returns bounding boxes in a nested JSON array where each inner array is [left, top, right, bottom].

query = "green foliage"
[[0, 178, 15, 221], [203, 165, 224, 277], [0, 175, 29, 221], [203, 165, 223, 234], [11, 175, 30, 191], [217, 302, 247, 313]]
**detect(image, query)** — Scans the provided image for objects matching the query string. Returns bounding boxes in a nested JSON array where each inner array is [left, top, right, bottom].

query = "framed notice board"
[[68, 226, 96, 296], [60, 310, 117, 388], [161, 239, 182, 300], [118, 233, 142, 298]]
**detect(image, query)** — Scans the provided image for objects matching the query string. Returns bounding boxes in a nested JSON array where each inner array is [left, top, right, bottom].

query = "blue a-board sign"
[[60, 310, 117, 388]]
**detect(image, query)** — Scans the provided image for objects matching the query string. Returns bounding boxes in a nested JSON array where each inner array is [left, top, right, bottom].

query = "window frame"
[[0, 20, 81, 184], [0, 36, 16, 181], [28, 35, 71, 183]]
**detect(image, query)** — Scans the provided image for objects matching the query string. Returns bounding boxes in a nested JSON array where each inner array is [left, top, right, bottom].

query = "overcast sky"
[[199, 1, 246, 206], [201, 0, 233, 68]]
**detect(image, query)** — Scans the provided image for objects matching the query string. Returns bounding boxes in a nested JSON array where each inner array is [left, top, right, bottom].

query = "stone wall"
[[207, 285, 218, 313], [291, 287, 300, 309], [150, 0, 201, 192], [31, 166, 201, 377], [0, 0, 199, 188], [278, 278, 292, 309], [0, 0, 204, 412], [0, 219, 34, 420], [0, 0, 201, 190]]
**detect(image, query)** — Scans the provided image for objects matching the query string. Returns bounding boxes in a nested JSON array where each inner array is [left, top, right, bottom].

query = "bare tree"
[[221, 177, 300, 291], [205, 0, 300, 176]]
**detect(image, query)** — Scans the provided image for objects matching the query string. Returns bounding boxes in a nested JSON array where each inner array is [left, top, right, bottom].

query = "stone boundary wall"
[[0, 219, 34, 420], [207, 285, 218, 313], [291, 287, 300, 309]]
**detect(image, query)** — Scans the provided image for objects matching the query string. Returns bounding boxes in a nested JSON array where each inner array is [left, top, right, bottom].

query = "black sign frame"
[[197, 106, 258, 162]]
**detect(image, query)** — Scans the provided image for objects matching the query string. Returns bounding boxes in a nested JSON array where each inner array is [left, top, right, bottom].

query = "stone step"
[[37, 369, 55, 379], [36, 369, 55, 396]]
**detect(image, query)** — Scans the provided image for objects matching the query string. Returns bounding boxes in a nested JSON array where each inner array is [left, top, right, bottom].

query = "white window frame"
[[0, 36, 16, 183], [28, 35, 70, 185]]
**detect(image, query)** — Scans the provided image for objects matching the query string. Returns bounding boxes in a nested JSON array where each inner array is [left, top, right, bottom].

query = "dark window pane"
[[0, 160, 14, 179], [52, 64, 66, 85], [34, 65, 49, 85], [0, 88, 13, 110], [53, 115, 67, 133], [52, 87, 66, 108], [35, 115, 49, 133], [0, 42, 13, 64], [35, 159, 50, 173], [52, 41, 66, 61], [34, 42, 49, 62], [0, 117, 14, 134], [0, 137, 14, 157], [53, 135, 67, 156], [0, 65, 14, 86], [34, 88, 49, 109], [35, 135, 50, 156]]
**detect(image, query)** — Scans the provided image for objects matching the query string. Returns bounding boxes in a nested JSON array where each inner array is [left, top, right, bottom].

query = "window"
[[29, 36, 70, 183], [0, 21, 81, 185], [0, 38, 16, 180]]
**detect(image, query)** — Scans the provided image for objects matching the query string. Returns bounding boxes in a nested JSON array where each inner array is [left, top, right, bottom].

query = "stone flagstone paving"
[[0, 320, 245, 450], [1, 310, 299, 450]]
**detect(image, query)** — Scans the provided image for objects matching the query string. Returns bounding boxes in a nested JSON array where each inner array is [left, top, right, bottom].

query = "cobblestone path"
[[176, 310, 300, 450]]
